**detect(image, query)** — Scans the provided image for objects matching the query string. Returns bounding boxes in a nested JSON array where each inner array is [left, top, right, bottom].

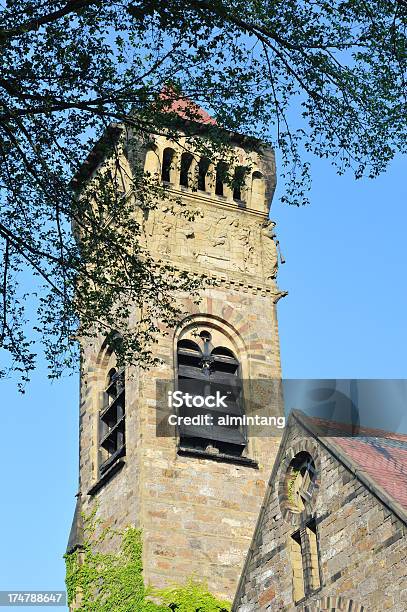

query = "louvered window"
[[99, 368, 125, 474], [177, 331, 246, 455]]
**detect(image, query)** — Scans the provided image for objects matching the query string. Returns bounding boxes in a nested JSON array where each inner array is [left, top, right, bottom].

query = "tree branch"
[[0, 0, 102, 41], [0, 237, 9, 346]]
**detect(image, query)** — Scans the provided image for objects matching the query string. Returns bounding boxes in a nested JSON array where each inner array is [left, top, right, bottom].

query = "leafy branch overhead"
[[0, 0, 406, 384]]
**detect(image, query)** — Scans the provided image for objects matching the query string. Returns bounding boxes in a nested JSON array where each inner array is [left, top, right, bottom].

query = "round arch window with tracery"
[[281, 451, 318, 518], [176, 326, 246, 456]]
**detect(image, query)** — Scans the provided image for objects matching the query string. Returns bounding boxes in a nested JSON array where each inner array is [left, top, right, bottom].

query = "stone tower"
[[67, 108, 286, 602]]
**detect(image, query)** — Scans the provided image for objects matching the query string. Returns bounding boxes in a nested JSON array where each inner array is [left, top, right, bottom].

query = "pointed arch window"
[[176, 331, 246, 455], [99, 367, 126, 475]]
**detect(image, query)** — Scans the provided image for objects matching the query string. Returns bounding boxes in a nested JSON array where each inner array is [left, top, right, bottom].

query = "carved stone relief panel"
[[140, 199, 278, 284]]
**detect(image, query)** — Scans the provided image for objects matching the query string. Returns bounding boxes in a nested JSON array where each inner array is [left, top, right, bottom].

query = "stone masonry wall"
[[72, 133, 286, 602], [78, 285, 283, 600], [233, 417, 407, 611]]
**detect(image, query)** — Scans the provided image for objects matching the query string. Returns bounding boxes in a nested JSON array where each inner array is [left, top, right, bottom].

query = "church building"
[[233, 410, 407, 611]]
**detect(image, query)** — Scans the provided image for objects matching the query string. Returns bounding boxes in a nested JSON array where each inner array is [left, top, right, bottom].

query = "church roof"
[[335, 435, 407, 512], [294, 410, 407, 524], [159, 88, 217, 126]]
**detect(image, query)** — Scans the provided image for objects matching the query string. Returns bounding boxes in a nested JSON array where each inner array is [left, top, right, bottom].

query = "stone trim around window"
[[278, 438, 321, 527]]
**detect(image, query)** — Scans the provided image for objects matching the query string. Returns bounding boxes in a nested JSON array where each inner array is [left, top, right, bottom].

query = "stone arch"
[[174, 312, 248, 373], [161, 146, 177, 183], [232, 165, 248, 202], [95, 332, 125, 377], [197, 156, 211, 191], [277, 438, 321, 527], [179, 151, 195, 188], [174, 313, 249, 455], [144, 144, 160, 180], [250, 170, 266, 211], [215, 161, 229, 197], [96, 335, 116, 372]]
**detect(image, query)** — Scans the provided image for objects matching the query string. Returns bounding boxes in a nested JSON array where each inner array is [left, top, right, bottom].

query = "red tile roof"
[[334, 435, 407, 513], [159, 88, 216, 125], [295, 411, 407, 516]]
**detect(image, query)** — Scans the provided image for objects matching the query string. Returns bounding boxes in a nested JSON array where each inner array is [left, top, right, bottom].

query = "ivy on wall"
[[64, 510, 231, 611], [158, 579, 231, 612]]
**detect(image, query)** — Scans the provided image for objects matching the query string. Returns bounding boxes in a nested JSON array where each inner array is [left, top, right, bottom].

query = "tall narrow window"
[[289, 520, 321, 603], [198, 157, 210, 191], [290, 531, 305, 603], [176, 331, 246, 456], [305, 519, 321, 592], [215, 162, 228, 196], [99, 368, 125, 474], [180, 152, 194, 187], [144, 145, 160, 180], [251, 171, 265, 208], [162, 147, 175, 183], [233, 166, 247, 201]]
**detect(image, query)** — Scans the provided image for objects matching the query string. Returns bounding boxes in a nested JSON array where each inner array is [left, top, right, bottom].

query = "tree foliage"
[[0, 0, 406, 384]]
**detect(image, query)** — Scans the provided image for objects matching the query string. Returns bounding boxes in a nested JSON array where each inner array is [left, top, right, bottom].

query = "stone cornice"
[[151, 260, 288, 302], [167, 184, 271, 218]]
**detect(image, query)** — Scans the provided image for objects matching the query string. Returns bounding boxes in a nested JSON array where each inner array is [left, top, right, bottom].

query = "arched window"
[[99, 367, 125, 474], [162, 147, 176, 183], [176, 330, 245, 456], [284, 451, 321, 601], [232, 166, 247, 201], [177, 339, 202, 368], [251, 171, 265, 208], [197, 157, 210, 191], [144, 145, 160, 179], [180, 152, 194, 188], [215, 161, 228, 196], [285, 451, 317, 513]]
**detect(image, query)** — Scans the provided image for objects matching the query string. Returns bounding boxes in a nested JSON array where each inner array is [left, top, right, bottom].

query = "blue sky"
[[1, 152, 406, 610], [276, 153, 407, 379]]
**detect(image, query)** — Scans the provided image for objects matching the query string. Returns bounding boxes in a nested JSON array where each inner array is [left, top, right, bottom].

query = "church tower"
[[67, 104, 286, 601]]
